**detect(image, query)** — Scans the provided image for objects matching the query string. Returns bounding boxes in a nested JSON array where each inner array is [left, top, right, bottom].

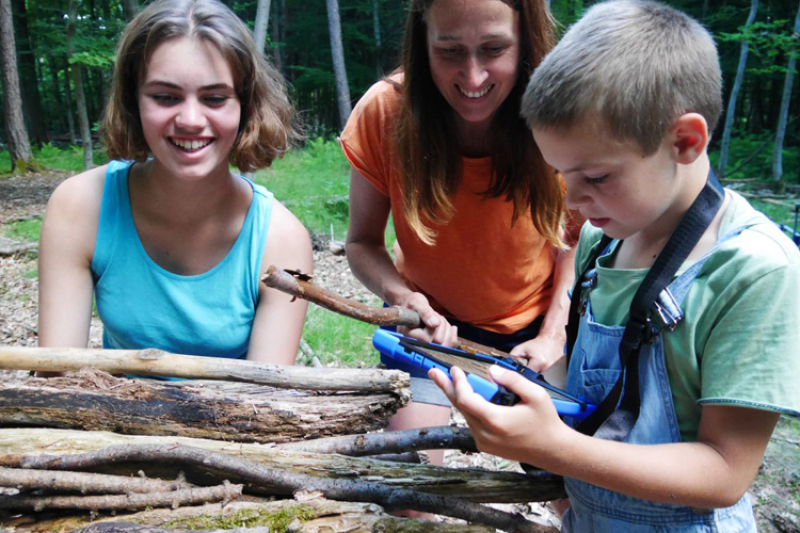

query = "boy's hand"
[[429, 365, 569, 466], [510, 333, 565, 372], [396, 292, 459, 347]]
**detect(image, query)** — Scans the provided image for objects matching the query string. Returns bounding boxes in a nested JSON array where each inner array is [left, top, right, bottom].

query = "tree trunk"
[[48, 54, 66, 133], [325, 0, 351, 129], [373, 0, 382, 79], [270, 0, 283, 74], [0, 428, 566, 503], [0, 369, 404, 443], [718, 0, 758, 179], [10, 0, 48, 145], [67, 0, 94, 170], [63, 55, 78, 144], [773, 0, 800, 182], [122, 0, 138, 19], [253, 0, 271, 55], [0, 0, 33, 170], [4, 498, 495, 533]]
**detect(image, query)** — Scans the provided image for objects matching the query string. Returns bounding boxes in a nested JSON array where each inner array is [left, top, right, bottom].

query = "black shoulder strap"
[[566, 170, 725, 437]]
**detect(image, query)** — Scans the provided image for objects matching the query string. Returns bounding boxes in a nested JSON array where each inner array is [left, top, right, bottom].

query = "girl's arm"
[[431, 365, 778, 508], [38, 167, 106, 348], [345, 167, 457, 346], [247, 201, 313, 365], [510, 246, 576, 371]]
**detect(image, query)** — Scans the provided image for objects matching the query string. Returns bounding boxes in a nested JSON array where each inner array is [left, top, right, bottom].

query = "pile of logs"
[[0, 347, 564, 533]]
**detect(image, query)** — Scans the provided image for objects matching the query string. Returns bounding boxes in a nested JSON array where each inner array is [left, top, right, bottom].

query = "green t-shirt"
[[575, 191, 800, 441]]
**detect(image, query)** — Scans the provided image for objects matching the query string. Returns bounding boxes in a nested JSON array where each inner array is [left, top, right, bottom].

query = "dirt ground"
[[0, 171, 797, 531]]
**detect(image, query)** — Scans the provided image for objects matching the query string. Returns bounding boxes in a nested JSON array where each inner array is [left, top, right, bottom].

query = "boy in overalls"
[[429, 1, 800, 531]]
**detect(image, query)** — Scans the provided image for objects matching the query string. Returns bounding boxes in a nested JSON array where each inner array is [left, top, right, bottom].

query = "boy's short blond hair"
[[521, 0, 721, 155], [102, 0, 298, 172]]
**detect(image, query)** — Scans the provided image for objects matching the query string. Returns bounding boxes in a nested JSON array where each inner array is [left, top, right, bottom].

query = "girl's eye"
[[150, 94, 179, 104], [203, 95, 229, 106], [584, 175, 609, 185], [437, 47, 463, 57]]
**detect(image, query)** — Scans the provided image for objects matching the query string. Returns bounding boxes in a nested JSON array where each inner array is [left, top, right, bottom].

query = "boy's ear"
[[669, 113, 709, 164]]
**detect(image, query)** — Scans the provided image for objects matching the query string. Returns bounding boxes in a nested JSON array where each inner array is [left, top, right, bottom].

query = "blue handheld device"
[[372, 329, 596, 422]]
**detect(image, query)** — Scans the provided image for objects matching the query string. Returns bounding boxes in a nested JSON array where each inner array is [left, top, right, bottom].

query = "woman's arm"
[[247, 201, 313, 365], [38, 167, 106, 348], [431, 365, 778, 508], [510, 246, 576, 371], [345, 167, 457, 346]]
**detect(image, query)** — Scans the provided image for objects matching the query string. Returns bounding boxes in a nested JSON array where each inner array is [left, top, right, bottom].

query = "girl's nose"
[[175, 99, 205, 130]]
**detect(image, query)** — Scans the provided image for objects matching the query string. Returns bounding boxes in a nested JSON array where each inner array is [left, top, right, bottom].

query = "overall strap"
[[571, 170, 725, 437]]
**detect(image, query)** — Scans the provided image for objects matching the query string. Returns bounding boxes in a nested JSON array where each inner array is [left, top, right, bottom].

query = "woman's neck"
[[455, 114, 494, 158]]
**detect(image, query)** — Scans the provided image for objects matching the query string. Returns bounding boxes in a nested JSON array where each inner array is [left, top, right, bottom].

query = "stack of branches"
[[0, 346, 564, 533]]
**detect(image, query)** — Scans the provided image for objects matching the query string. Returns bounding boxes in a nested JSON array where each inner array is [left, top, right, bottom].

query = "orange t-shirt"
[[340, 79, 576, 334]]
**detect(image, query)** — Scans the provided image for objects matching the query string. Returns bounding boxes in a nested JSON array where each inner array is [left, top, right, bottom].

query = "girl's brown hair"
[[102, 0, 298, 172], [394, 0, 564, 247]]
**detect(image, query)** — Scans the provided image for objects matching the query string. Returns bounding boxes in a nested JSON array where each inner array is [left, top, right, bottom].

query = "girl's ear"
[[670, 113, 708, 164]]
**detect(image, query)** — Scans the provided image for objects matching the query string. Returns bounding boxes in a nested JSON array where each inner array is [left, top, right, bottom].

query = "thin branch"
[[71, 523, 271, 533], [275, 426, 479, 455], [20, 444, 557, 533], [0, 466, 193, 494], [0, 482, 242, 512]]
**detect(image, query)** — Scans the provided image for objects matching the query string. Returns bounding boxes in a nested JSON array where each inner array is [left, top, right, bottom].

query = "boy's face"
[[533, 122, 687, 242]]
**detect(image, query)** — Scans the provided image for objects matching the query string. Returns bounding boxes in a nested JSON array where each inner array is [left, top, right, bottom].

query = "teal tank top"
[[91, 161, 273, 359]]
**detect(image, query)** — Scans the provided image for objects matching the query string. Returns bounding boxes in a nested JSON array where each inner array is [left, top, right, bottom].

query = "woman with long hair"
[[341, 0, 580, 465]]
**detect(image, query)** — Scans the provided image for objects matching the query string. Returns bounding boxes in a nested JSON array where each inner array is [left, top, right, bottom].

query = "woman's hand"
[[510, 332, 566, 372], [395, 291, 459, 347], [429, 364, 568, 465]]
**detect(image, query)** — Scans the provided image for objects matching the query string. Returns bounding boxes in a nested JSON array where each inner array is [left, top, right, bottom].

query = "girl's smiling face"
[[138, 36, 241, 181], [426, 0, 520, 137]]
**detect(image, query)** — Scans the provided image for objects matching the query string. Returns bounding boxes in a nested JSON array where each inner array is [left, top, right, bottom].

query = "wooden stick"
[[0, 482, 242, 512], [262, 265, 515, 360], [0, 466, 194, 494], [262, 265, 421, 327], [0, 346, 410, 395], [70, 524, 272, 533]]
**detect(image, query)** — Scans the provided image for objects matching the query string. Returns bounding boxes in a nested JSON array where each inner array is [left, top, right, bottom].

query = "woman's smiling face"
[[138, 36, 241, 182], [426, 0, 520, 135]]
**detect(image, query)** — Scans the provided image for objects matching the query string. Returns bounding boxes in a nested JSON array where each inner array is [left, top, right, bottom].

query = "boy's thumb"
[[489, 364, 520, 387]]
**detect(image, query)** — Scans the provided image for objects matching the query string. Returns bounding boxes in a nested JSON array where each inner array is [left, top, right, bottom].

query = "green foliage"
[[1, 217, 42, 244]]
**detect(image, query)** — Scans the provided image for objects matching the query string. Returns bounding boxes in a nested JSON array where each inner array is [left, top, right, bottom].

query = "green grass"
[[0, 143, 107, 174], [254, 137, 396, 247], [300, 306, 381, 368], [2, 217, 43, 243]]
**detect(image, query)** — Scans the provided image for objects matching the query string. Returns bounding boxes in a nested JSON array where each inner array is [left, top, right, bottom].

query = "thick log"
[[0, 346, 410, 396], [4, 499, 494, 533], [70, 524, 270, 533], [0, 428, 566, 503], [0, 369, 405, 442]]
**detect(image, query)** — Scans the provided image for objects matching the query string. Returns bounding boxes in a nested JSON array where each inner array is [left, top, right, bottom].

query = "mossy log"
[[0, 369, 405, 443], [0, 428, 566, 503], [2, 499, 495, 533]]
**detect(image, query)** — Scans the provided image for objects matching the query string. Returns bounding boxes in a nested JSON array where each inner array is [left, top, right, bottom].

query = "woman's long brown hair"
[[393, 0, 564, 247]]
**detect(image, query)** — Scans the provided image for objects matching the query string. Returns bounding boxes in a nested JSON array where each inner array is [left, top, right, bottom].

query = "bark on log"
[[14, 444, 558, 533], [0, 428, 566, 503], [0, 369, 404, 443], [5, 499, 494, 533], [0, 347, 410, 396]]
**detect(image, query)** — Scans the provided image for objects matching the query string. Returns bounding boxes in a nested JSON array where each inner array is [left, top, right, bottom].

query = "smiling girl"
[[38, 0, 312, 364], [340, 0, 582, 466]]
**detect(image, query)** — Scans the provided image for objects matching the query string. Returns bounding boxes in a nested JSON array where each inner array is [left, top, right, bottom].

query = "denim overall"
[[561, 214, 765, 533]]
